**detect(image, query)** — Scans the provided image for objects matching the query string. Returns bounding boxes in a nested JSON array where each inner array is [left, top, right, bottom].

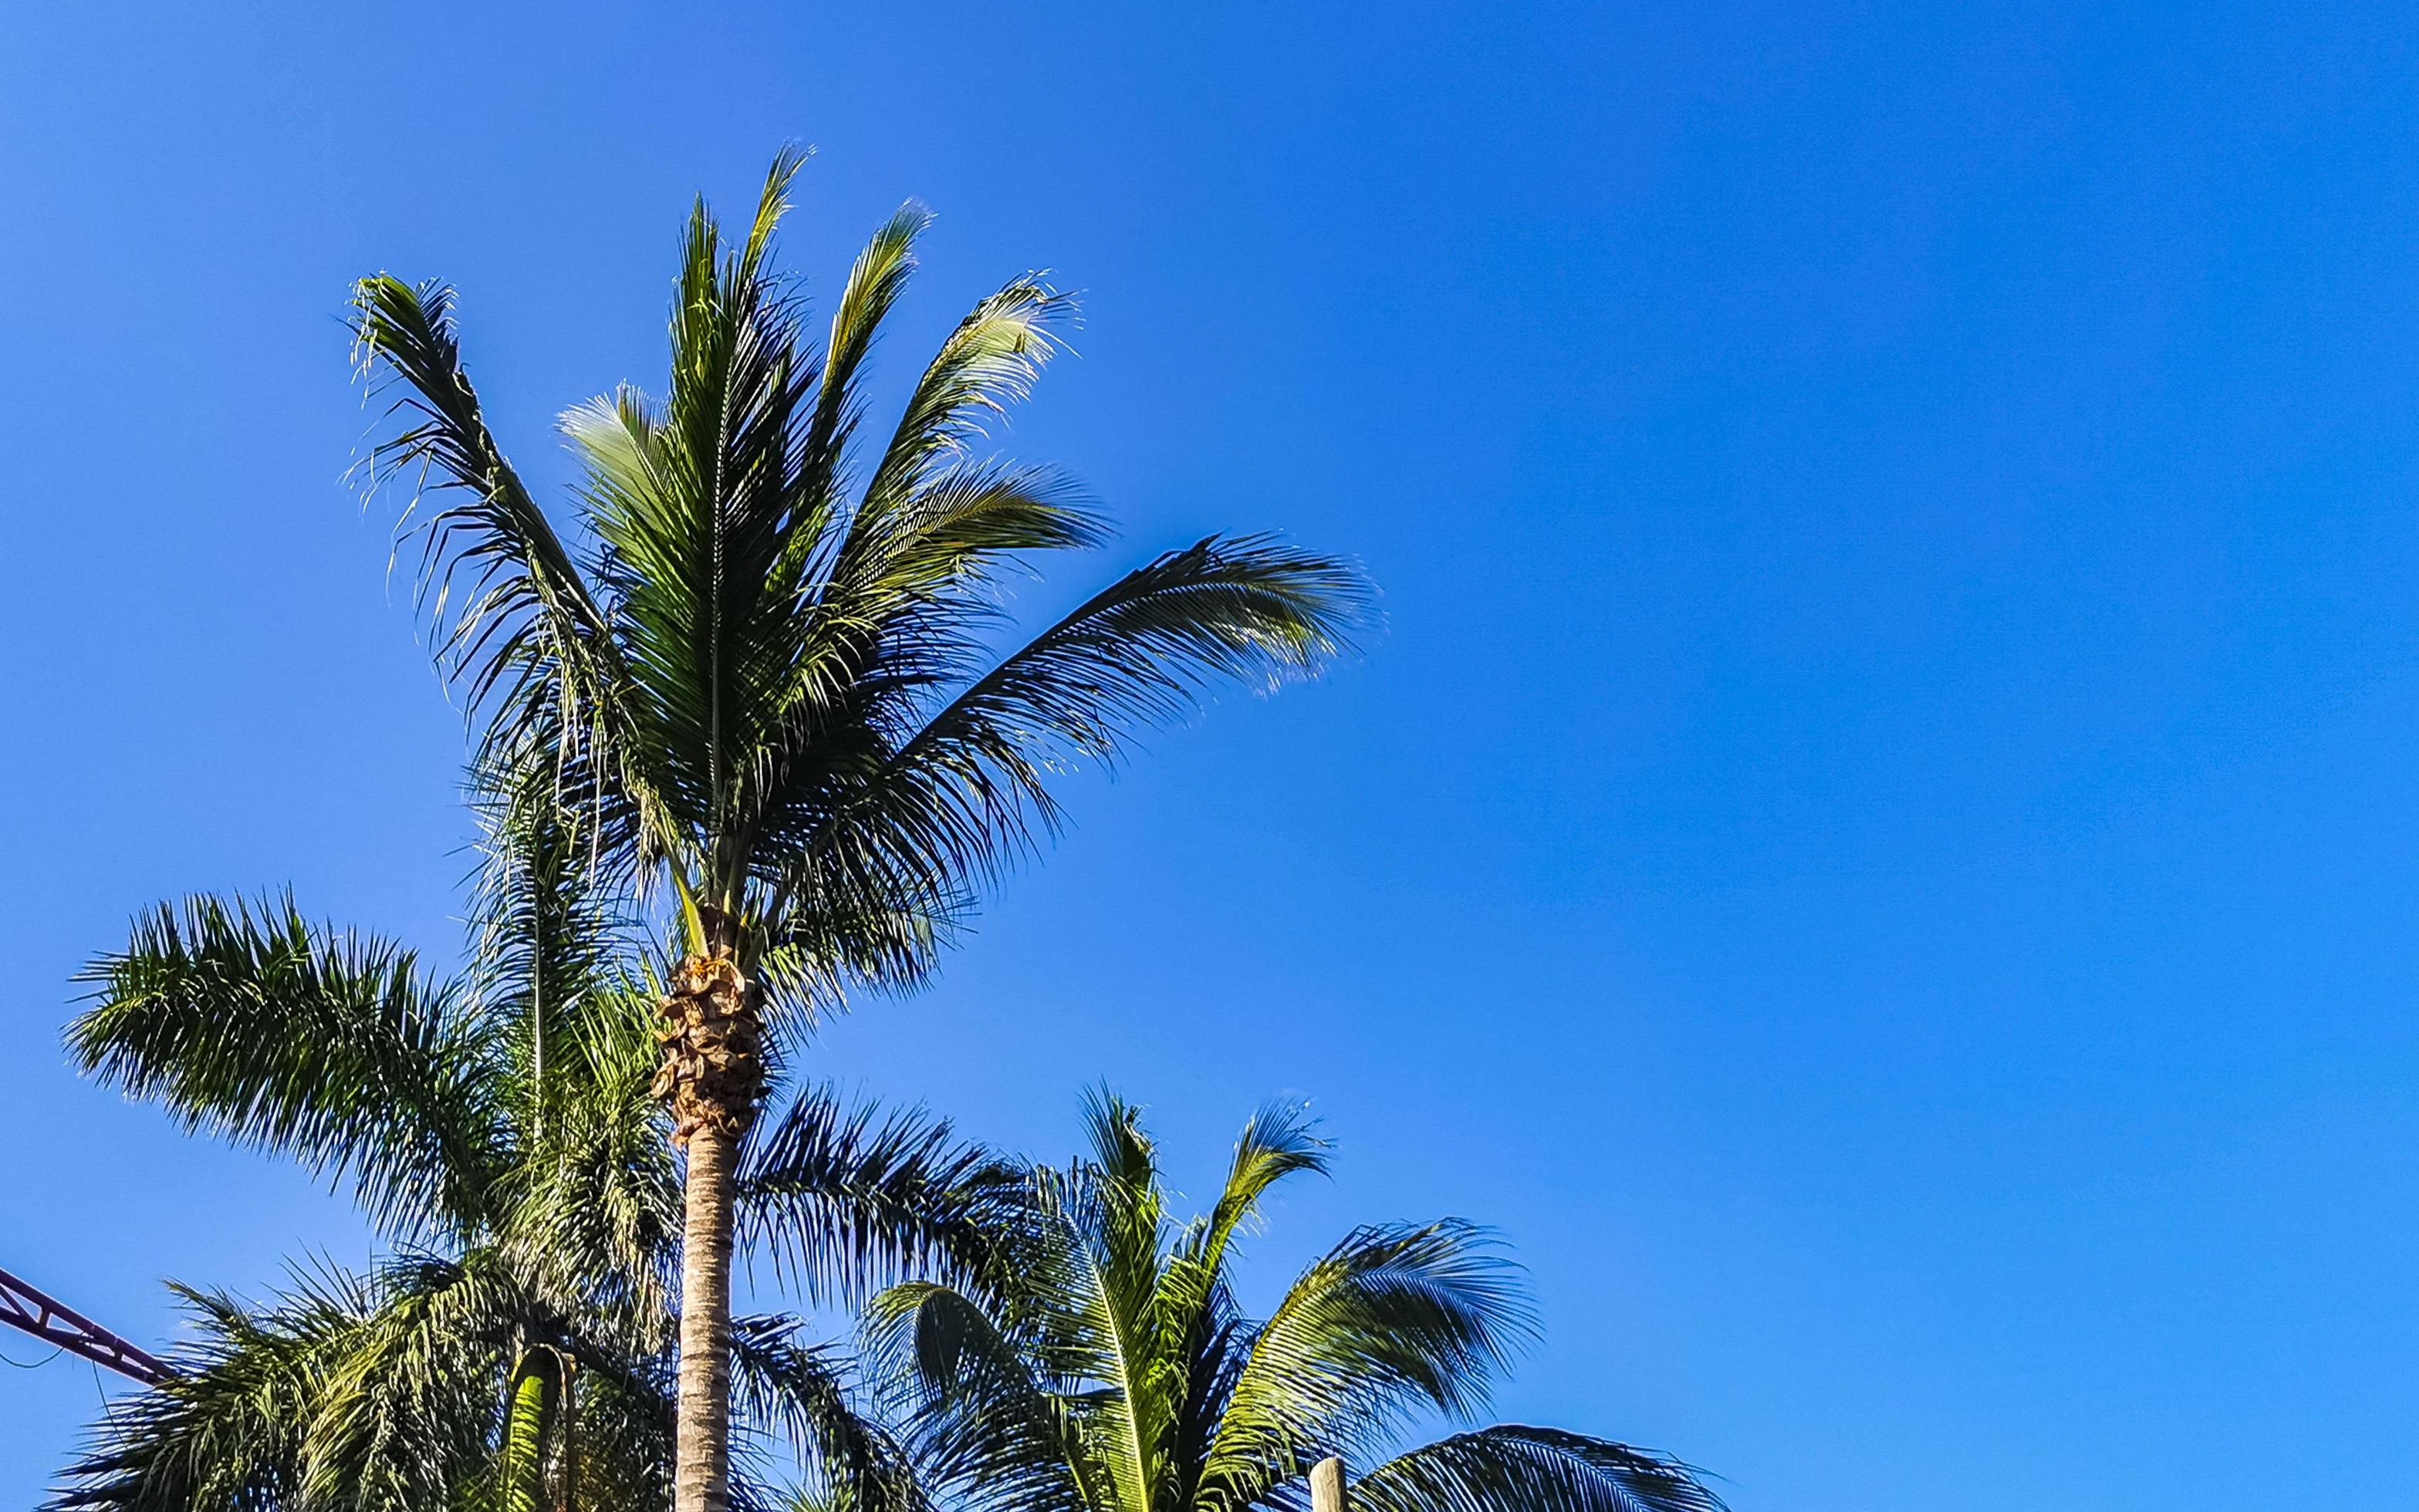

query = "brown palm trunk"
[[675, 1123, 738, 1512], [654, 926, 764, 1512]]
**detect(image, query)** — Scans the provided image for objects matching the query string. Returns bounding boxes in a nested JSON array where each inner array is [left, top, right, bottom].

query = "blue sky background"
[[6, 4, 2419, 1507]]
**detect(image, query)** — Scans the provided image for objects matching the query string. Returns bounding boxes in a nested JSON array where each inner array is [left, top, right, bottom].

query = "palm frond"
[[1351, 1428, 1725, 1512], [68, 895, 510, 1243], [821, 536, 1367, 898], [1188, 1102, 1329, 1274], [864, 1281, 1097, 1512], [1201, 1223, 1532, 1507], [350, 277, 623, 722], [860, 276, 1075, 515], [49, 1278, 350, 1511], [491, 984, 681, 1327], [736, 1084, 1024, 1308], [798, 202, 932, 531], [731, 1314, 926, 1512]]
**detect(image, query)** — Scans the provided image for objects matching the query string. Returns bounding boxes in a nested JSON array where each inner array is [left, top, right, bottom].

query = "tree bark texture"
[[659, 940, 765, 1512]]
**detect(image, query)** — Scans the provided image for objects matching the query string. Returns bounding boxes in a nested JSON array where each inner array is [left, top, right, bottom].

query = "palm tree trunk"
[[656, 930, 765, 1512], [676, 1122, 738, 1512]]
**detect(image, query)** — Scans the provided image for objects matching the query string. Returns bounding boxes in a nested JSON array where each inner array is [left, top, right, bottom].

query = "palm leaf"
[[1200, 1221, 1530, 1506], [736, 1084, 1023, 1308], [68, 895, 510, 1243], [1351, 1427, 1725, 1512]]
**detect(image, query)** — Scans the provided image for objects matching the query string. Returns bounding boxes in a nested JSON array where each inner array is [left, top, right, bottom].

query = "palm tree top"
[[350, 149, 1371, 998], [871, 1092, 1724, 1512]]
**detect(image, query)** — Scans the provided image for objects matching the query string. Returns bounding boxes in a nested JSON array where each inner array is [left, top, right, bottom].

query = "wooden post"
[[1311, 1456, 1348, 1512]]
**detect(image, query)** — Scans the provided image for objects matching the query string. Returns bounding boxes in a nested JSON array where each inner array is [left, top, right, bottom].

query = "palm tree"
[[347, 150, 1366, 1512], [56, 783, 1018, 1512], [869, 1093, 1723, 1512]]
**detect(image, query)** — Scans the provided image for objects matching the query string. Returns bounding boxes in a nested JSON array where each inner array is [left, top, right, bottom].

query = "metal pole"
[[1312, 1456, 1348, 1512], [0, 1266, 170, 1385]]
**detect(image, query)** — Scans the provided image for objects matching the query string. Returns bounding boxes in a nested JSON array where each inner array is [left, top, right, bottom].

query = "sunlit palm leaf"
[[67, 895, 510, 1244]]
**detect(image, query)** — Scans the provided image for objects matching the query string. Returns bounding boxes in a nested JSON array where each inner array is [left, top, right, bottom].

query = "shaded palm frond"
[[68, 895, 510, 1243], [1351, 1428, 1725, 1512], [737, 1084, 1025, 1308], [49, 1278, 350, 1511], [816, 537, 1367, 901], [492, 984, 681, 1328], [865, 1281, 1098, 1512], [731, 1314, 927, 1512]]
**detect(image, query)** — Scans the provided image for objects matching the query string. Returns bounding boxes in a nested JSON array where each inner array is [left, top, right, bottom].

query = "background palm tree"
[[869, 1093, 1723, 1512], [347, 150, 1367, 1512], [56, 786, 1016, 1512]]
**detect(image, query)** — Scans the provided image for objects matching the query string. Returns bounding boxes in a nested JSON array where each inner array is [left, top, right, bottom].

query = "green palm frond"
[[818, 536, 1368, 899], [67, 895, 511, 1243], [859, 275, 1074, 515], [468, 755, 632, 1128], [491, 986, 681, 1325], [731, 1314, 926, 1512], [348, 275, 626, 733], [865, 1281, 1097, 1512], [798, 203, 931, 528], [736, 1084, 1023, 1308], [579, 161, 823, 862], [1188, 1102, 1329, 1274], [1203, 1220, 1532, 1501], [1351, 1428, 1724, 1512], [49, 1278, 346, 1511]]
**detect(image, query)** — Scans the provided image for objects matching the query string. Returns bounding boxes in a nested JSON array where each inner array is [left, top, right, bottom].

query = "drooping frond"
[[737, 1084, 1024, 1308], [49, 1279, 350, 1511], [1350, 1428, 1725, 1512], [350, 278, 622, 720], [731, 1314, 926, 1512], [824, 536, 1367, 898], [865, 1281, 1097, 1512], [68, 896, 510, 1243], [1199, 1223, 1531, 1510]]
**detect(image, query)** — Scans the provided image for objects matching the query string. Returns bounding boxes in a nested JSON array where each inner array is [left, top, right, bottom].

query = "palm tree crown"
[[870, 1094, 1723, 1512], [353, 147, 1364, 1007]]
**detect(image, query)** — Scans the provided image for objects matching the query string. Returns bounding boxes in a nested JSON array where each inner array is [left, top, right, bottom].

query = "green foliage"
[[53, 793, 1011, 1511], [867, 1094, 1721, 1512], [350, 150, 1369, 1002]]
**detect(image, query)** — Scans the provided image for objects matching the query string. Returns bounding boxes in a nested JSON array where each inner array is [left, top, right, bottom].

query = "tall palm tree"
[[56, 784, 1017, 1512], [348, 150, 1365, 1512], [870, 1094, 1723, 1512]]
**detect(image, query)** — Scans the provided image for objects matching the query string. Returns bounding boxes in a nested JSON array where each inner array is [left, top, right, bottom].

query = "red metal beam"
[[0, 1266, 170, 1386]]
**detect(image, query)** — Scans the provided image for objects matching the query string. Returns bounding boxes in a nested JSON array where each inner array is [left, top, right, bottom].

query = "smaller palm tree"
[[52, 788, 1015, 1512], [869, 1093, 1722, 1512]]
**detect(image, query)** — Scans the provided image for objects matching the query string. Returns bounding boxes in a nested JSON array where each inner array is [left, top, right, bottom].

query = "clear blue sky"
[[5, 4, 2417, 1507]]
